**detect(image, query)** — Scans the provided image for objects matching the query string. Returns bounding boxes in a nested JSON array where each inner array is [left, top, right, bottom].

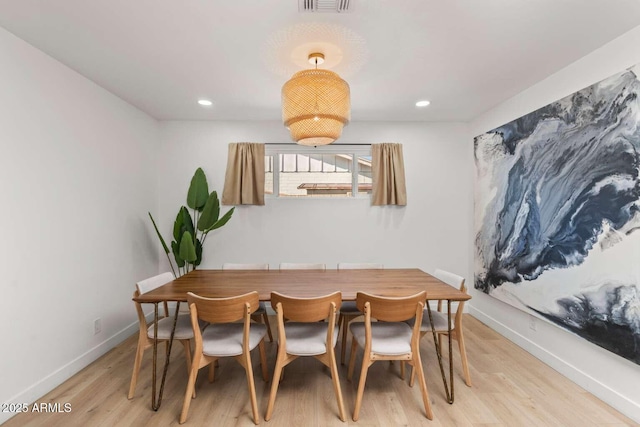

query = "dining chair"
[[407, 269, 471, 387], [128, 272, 195, 400], [179, 291, 269, 425], [336, 263, 383, 364], [347, 291, 433, 421], [279, 262, 326, 270], [265, 291, 346, 422], [222, 263, 273, 342]]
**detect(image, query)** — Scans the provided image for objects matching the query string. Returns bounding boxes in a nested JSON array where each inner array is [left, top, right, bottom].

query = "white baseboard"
[[469, 306, 640, 424], [0, 320, 140, 425]]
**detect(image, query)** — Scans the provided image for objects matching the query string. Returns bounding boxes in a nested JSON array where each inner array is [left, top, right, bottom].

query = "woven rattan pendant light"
[[282, 53, 350, 146]]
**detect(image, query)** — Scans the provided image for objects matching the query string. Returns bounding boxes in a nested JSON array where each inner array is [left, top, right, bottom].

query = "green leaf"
[[194, 239, 203, 266], [148, 212, 170, 254], [178, 231, 197, 262], [179, 206, 195, 238], [172, 209, 184, 242], [197, 191, 220, 231], [186, 168, 209, 211], [171, 240, 185, 268], [173, 206, 195, 242], [209, 207, 235, 231]]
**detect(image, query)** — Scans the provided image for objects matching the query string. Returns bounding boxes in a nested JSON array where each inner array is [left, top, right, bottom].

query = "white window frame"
[[265, 144, 372, 199]]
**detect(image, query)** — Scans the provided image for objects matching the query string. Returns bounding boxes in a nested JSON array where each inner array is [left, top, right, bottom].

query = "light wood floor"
[[5, 315, 638, 426]]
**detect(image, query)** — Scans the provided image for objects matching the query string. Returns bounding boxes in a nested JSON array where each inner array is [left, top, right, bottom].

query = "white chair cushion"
[[201, 323, 267, 357], [339, 301, 361, 314], [406, 310, 451, 331], [147, 314, 195, 340], [349, 322, 413, 356], [283, 322, 338, 356]]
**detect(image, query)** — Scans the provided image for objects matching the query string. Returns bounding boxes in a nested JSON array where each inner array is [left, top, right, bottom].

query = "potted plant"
[[149, 168, 234, 277]]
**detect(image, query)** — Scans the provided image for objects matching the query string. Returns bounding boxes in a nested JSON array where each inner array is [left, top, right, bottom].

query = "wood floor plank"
[[3, 315, 638, 427]]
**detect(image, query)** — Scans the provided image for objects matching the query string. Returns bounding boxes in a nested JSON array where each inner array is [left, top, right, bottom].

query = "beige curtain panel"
[[371, 143, 407, 206], [222, 142, 265, 205]]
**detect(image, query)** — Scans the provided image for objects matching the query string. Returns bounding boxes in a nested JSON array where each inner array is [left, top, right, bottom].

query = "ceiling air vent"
[[299, 0, 352, 13]]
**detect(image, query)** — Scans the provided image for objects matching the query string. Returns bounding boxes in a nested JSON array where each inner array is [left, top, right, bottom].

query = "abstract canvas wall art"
[[474, 65, 640, 364]]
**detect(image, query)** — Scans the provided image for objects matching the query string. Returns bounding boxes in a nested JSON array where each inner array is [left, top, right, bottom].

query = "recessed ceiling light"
[[415, 100, 431, 107], [198, 99, 213, 107]]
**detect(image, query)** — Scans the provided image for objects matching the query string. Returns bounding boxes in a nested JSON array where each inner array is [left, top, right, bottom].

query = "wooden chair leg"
[[180, 340, 196, 398], [400, 359, 405, 380], [127, 340, 146, 399], [352, 354, 371, 421], [179, 353, 202, 424], [410, 329, 431, 387], [242, 351, 260, 425], [181, 340, 192, 374], [347, 337, 358, 381], [409, 361, 416, 387], [340, 314, 349, 365], [208, 360, 216, 383], [412, 352, 433, 420], [328, 347, 346, 421], [258, 340, 269, 382], [265, 352, 285, 421], [262, 312, 273, 342], [438, 332, 448, 355], [455, 329, 472, 387]]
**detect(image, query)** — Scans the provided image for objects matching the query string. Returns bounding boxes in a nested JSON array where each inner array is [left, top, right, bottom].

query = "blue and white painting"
[[474, 65, 640, 365]]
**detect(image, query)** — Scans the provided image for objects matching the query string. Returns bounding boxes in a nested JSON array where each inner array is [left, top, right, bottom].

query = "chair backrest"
[[279, 263, 326, 270], [187, 291, 260, 324], [223, 263, 269, 270], [433, 269, 465, 292], [355, 291, 426, 322], [136, 272, 175, 294], [432, 269, 467, 321], [271, 291, 342, 322], [133, 272, 175, 323], [338, 263, 383, 270]]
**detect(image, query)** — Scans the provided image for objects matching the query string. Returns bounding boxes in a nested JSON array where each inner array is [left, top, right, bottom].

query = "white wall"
[[5, 11, 637, 424], [0, 27, 159, 423], [468, 25, 640, 422], [157, 120, 470, 274]]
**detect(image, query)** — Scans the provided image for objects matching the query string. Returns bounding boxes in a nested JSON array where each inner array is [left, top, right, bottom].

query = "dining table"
[[133, 268, 471, 410]]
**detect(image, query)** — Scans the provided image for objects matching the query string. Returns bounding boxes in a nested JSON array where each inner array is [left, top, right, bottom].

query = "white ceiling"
[[2, 0, 640, 122]]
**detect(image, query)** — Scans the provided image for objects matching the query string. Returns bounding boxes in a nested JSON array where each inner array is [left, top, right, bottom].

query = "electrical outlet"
[[529, 315, 537, 331], [94, 318, 102, 335]]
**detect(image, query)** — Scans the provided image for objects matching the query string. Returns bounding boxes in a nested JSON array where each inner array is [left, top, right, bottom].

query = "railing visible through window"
[[265, 145, 372, 198]]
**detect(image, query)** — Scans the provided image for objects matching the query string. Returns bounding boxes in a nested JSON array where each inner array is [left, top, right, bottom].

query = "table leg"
[[151, 301, 181, 411], [425, 301, 454, 403], [447, 300, 454, 403]]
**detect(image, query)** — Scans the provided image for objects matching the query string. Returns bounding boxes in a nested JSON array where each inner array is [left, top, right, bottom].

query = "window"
[[265, 144, 372, 198]]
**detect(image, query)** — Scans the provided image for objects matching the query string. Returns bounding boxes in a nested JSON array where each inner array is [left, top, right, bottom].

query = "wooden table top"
[[133, 268, 471, 303]]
